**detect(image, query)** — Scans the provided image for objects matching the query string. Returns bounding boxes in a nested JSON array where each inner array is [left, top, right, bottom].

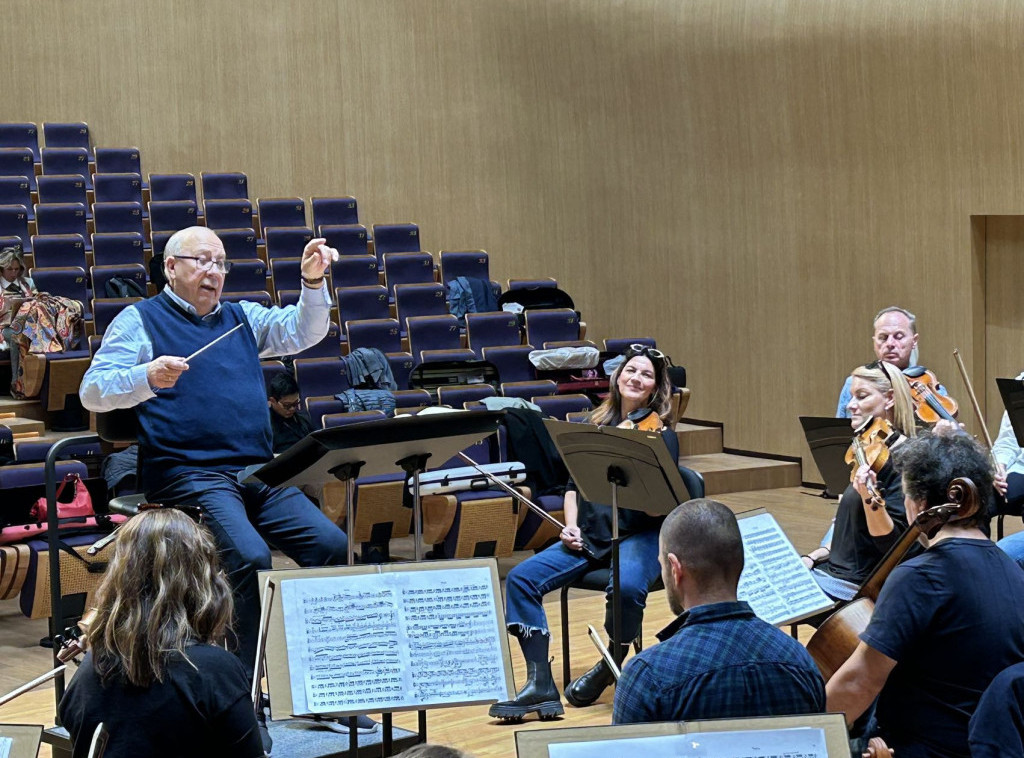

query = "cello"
[[806, 477, 980, 681]]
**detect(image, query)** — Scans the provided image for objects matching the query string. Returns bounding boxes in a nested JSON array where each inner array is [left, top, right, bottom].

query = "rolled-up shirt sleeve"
[[243, 284, 331, 357], [79, 307, 157, 411]]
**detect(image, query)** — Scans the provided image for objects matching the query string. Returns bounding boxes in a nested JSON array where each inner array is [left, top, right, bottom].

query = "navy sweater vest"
[[134, 292, 271, 491]]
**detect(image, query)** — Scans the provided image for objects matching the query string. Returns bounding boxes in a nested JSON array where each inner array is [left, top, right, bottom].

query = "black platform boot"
[[489, 658, 564, 722], [563, 643, 629, 708]]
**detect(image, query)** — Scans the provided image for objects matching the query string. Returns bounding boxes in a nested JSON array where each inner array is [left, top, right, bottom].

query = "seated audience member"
[[826, 432, 1024, 758], [59, 509, 263, 758], [612, 498, 825, 724], [268, 371, 314, 452], [805, 362, 915, 601], [968, 661, 1024, 758], [0, 246, 35, 297], [489, 346, 677, 720], [836, 306, 948, 418], [0, 246, 37, 351]]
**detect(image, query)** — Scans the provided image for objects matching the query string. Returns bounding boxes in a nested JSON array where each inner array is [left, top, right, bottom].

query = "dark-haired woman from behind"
[[59, 509, 264, 758]]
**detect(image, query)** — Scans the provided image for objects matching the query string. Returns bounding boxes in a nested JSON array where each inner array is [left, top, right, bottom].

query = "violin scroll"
[[55, 608, 96, 665], [845, 417, 897, 509]]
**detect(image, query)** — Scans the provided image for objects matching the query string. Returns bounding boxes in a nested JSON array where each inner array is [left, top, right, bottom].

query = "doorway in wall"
[[972, 215, 1024, 436]]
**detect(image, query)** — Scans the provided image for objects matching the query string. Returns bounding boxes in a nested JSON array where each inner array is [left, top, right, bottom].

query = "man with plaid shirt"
[[613, 499, 825, 723]]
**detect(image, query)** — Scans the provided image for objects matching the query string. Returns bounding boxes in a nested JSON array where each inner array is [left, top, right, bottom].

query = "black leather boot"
[[488, 659, 564, 722], [564, 644, 628, 708]]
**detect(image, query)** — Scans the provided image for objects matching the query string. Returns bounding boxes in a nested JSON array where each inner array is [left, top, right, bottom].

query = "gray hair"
[[162, 226, 213, 279], [873, 306, 917, 333], [0, 246, 26, 274]]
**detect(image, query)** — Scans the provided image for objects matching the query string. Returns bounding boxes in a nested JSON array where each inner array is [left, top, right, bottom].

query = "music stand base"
[[46, 721, 418, 758], [267, 719, 418, 757], [43, 726, 72, 758]]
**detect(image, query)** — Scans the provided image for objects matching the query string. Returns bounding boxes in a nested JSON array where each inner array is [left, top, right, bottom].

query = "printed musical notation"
[[281, 567, 508, 715], [545, 726, 828, 758], [737, 512, 833, 625]]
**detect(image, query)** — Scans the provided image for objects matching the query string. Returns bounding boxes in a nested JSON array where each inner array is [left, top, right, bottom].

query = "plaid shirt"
[[613, 601, 825, 724]]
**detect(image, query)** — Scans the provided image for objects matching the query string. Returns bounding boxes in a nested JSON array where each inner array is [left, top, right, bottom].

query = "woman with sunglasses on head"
[[802, 362, 917, 603], [59, 509, 264, 758], [489, 345, 678, 721]]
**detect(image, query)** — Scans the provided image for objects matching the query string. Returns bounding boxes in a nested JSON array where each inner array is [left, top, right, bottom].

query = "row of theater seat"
[[0, 121, 92, 159]]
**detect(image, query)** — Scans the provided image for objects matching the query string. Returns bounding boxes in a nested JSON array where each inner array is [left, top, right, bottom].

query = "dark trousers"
[[150, 470, 349, 675]]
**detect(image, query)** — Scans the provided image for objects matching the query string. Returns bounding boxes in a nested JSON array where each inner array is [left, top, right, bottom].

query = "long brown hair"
[[589, 348, 673, 427], [89, 509, 233, 687]]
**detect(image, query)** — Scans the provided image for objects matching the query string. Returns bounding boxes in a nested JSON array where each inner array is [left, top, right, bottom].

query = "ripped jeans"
[[504, 529, 661, 643]]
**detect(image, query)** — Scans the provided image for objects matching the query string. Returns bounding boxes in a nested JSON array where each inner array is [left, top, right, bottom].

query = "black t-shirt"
[[575, 427, 679, 560], [59, 644, 263, 758], [969, 661, 1024, 758], [271, 410, 314, 453], [820, 457, 906, 585], [862, 538, 1024, 758]]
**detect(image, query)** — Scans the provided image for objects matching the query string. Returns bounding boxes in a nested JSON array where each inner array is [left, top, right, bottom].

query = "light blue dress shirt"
[[80, 284, 331, 412], [836, 364, 947, 418]]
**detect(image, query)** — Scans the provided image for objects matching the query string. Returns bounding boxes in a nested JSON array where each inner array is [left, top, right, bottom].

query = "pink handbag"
[[30, 473, 95, 521]]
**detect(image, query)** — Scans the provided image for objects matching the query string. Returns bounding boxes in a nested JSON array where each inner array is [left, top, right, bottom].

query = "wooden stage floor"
[[1, 486, 1019, 757]]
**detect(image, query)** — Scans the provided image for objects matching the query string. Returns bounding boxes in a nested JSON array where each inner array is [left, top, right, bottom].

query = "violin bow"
[[952, 348, 1000, 470]]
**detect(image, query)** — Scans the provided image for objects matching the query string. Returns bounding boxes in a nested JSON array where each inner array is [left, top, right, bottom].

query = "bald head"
[[163, 226, 220, 270], [163, 226, 228, 317]]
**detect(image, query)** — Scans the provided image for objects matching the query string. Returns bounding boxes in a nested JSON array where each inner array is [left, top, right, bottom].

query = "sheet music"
[[281, 566, 508, 715], [0, 736, 11, 758], [737, 512, 833, 625], [546, 726, 828, 758]]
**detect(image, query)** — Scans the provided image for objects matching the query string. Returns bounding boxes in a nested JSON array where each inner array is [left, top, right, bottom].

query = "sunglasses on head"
[[138, 502, 206, 524], [864, 360, 893, 384], [626, 344, 668, 362]]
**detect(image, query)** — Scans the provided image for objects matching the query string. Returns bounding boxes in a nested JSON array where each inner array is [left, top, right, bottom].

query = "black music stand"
[[799, 416, 855, 497], [247, 410, 503, 754], [542, 420, 690, 653], [997, 377, 1024, 447]]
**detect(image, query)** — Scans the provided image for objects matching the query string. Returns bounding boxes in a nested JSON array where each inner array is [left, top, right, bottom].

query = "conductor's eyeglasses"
[[175, 256, 232, 274], [626, 344, 666, 361]]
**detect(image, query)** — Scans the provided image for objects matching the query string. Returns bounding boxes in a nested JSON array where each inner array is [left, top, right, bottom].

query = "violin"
[[845, 417, 898, 510], [909, 369, 958, 424], [806, 478, 979, 681], [619, 407, 664, 432]]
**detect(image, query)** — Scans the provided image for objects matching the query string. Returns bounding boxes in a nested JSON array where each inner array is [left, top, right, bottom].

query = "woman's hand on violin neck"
[[852, 464, 877, 500], [560, 525, 585, 552]]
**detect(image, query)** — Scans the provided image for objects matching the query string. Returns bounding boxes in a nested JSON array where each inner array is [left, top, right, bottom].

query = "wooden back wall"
[[11, 0, 1024, 475]]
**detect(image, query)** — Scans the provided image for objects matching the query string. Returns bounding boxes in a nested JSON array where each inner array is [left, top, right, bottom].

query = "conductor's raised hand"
[[146, 355, 189, 389], [560, 525, 585, 552], [300, 237, 339, 281]]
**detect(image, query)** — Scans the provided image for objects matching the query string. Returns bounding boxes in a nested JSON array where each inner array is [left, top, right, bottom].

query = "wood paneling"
[[9, 0, 1024, 465], [983, 216, 1024, 434]]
